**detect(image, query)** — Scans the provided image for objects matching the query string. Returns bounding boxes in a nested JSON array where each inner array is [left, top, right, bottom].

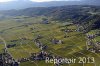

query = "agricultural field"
[[0, 16, 100, 66]]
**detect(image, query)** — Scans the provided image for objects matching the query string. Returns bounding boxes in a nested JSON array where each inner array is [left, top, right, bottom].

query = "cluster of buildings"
[[51, 38, 63, 44], [86, 33, 100, 53], [0, 49, 19, 66], [34, 35, 48, 50]]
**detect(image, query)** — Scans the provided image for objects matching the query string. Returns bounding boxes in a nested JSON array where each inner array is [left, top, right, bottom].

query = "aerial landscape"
[[0, 0, 100, 66]]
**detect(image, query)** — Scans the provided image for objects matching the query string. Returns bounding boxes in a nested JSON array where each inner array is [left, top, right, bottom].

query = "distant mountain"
[[0, 0, 100, 10], [83, 0, 100, 5], [0, 0, 35, 10]]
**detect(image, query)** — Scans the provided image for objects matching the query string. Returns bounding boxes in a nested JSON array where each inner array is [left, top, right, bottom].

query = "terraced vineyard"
[[0, 16, 100, 66]]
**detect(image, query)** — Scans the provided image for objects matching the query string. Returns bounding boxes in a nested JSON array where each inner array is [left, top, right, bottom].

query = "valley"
[[0, 5, 100, 66]]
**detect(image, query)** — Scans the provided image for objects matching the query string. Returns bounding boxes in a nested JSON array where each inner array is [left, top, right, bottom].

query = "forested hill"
[[0, 5, 100, 30], [0, 5, 100, 17]]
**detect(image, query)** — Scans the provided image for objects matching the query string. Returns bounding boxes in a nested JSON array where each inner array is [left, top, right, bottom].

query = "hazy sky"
[[0, 0, 81, 2], [0, 0, 13, 2], [30, 0, 81, 2]]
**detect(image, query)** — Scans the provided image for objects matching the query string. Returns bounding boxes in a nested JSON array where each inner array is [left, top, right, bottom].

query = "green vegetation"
[[0, 16, 99, 66], [0, 5, 100, 66]]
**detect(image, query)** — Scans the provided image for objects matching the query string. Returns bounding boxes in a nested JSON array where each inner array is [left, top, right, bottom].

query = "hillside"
[[0, 5, 100, 30], [0, 5, 100, 66]]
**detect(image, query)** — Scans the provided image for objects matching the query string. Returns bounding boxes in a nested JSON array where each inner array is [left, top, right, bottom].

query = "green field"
[[0, 16, 100, 66]]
